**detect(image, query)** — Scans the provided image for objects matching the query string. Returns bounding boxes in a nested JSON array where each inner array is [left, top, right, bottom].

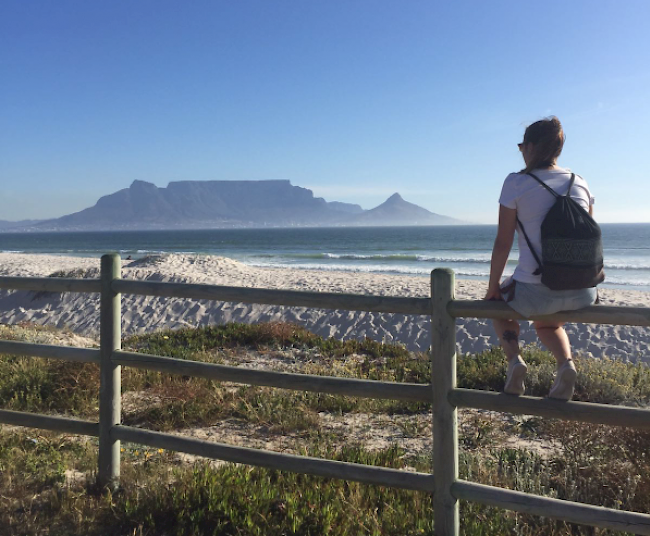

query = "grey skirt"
[[500, 276, 597, 319]]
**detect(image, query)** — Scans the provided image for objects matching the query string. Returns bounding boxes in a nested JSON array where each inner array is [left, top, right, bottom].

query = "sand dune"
[[0, 252, 649, 364]]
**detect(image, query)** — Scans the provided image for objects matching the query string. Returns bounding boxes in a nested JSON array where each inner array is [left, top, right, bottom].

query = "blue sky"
[[1, 1, 648, 223]]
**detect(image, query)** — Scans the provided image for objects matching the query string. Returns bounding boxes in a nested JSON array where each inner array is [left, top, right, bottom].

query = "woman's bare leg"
[[533, 321, 571, 366], [494, 318, 527, 395], [493, 318, 520, 361], [535, 320, 576, 399]]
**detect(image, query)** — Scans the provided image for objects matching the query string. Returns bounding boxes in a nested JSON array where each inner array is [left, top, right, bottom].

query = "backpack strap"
[[515, 216, 543, 275], [564, 173, 576, 197], [527, 172, 560, 198]]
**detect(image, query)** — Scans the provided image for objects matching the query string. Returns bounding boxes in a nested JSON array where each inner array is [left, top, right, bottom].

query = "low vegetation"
[[30, 268, 99, 301], [1, 321, 649, 535]]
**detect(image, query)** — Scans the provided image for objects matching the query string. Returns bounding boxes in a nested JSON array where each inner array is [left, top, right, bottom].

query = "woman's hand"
[[485, 283, 503, 301]]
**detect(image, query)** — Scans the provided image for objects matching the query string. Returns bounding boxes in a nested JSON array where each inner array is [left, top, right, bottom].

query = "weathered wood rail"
[[1, 253, 649, 535]]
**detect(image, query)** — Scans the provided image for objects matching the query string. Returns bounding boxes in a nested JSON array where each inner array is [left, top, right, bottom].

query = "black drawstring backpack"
[[516, 172, 605, 291]]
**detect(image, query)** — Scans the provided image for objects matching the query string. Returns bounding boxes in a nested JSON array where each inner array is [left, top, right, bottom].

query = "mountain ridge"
[[2, 180, 465, 231], [339, 193, 460, 226]]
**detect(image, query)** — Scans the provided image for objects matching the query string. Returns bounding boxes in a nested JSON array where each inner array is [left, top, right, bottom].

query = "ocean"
[[1, 224, 649, 291]]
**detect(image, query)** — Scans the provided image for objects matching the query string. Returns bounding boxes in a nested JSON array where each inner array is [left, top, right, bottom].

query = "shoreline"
[[1, 252, 649, 363]]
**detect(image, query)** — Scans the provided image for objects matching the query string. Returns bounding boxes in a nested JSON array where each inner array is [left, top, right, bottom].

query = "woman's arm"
[[485, 205, 517, 300]]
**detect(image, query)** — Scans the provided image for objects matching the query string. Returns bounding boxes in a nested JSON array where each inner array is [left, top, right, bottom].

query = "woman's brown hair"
[[521, 116, 565, 174]]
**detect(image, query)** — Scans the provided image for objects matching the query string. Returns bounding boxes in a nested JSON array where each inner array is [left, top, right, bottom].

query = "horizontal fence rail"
[[0, 409, 99, 437], [113, 279, 432, 315], [1, 257, 650, 536], [114, 425, 434, 492], [1, 274, 648, 326], [452, 481, 650, 536], [449, 388, 650, 429], [114, 350, 432, 402], [0, 340, 100, 363], [448, 299, 650, 327], [0, 276, 102, 294]]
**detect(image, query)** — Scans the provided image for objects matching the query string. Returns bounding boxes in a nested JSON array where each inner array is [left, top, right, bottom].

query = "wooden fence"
[[0, 253, 649, 535]]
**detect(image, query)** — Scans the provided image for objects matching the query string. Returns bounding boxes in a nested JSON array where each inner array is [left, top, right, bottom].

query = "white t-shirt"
[[499, 167, 595, 284]]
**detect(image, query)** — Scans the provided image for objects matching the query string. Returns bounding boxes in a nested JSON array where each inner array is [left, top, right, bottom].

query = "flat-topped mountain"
[[5, 180, 464, 231]]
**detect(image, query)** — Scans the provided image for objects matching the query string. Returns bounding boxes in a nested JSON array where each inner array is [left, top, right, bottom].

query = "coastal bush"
[[124, 322, 412, 360], [2, 428, 647, 536], [0, 433, 437, 536], [0, 431, 94, 494], [1, 322, 650, 535], [0, 324, 101, 416], [0, 355, 99, 416], [571, 355, 650, 404], [122, 384, 322, 434], [544, 421, 650, 512]]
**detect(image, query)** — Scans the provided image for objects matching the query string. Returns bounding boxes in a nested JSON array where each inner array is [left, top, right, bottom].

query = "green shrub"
[[124, 322, 411, 361], [0, 356, 99, 416]]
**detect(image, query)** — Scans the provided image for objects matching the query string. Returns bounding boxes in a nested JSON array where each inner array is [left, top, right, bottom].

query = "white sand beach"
[[1, 252, 649, 364]]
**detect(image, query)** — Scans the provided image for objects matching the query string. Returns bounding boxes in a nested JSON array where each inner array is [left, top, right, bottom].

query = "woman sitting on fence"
[[485, 117, 600, 400]]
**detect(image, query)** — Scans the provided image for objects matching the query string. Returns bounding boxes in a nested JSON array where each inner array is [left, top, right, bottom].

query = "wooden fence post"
[[431, 269, 459, 535], [99, 253, 121, 489]]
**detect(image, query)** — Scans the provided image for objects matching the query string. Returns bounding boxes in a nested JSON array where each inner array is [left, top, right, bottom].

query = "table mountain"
[[8, 180, 463, 231]]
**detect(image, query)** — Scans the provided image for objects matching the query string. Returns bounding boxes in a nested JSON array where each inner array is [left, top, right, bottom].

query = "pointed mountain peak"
[[386, 193, 403, 203], [347, 192, 464, 226]]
